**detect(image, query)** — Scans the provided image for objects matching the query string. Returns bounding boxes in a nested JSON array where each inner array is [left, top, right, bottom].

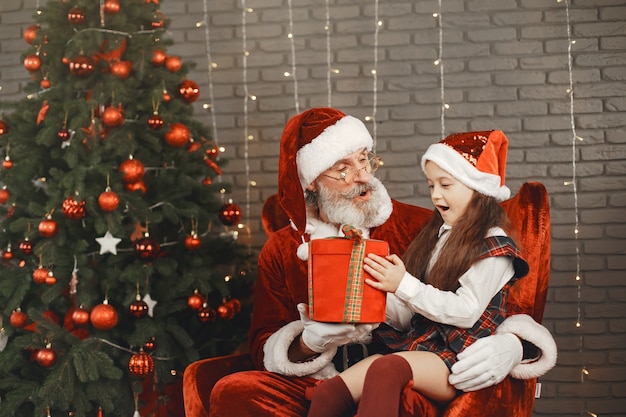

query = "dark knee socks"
[[307, 375, 356, 417], [356, 354, 413, 417]]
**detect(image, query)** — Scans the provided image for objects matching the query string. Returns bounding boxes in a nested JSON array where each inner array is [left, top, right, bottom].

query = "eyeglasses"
[[321, 152, 382, 184]]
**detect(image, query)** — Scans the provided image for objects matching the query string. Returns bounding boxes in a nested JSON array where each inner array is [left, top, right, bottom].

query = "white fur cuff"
[[263, 320, 339, 379], [496, 314, 557, 379]]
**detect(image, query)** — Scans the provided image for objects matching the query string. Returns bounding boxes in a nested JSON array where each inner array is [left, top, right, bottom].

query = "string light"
[[434, 2, 446, 139], [371, 0, 380, 150], [287, 0, 300, 113], [241, 0, 252, 253], [325, 0, 332, 106], [561, 0, 594, 415]]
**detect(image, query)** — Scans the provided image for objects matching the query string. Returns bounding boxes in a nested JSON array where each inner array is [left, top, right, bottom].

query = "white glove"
[[449, 333, 523, 391], [297, 303, 377, 353]]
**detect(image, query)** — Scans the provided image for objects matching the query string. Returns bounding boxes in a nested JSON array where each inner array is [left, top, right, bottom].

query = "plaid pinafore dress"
[[375, 235, 529, 370]]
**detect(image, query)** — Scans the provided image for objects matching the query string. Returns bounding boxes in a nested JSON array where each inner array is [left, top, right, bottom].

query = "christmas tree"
[[0, 1, 253, 416]]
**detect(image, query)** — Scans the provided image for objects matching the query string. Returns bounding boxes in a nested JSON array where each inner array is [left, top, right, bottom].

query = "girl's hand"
[[363, 253, 406, 293]]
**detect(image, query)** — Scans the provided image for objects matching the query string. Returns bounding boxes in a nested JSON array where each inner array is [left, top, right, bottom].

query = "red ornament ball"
[[10, 309, 28, 328], [110, 60, 131, 79], [3, 157, 13, 169], [151, 49, 167, 66], [45, 270, 56, 285], [217, 302, 235, 320], [119, 158, 145, 183], [2, 249, 13, 261], [32, 266, 50, 284], [147, 114, 164, 130], [0, 189, 9, 204], [205, 145, 219, 160], [129, 299, 149, 318], [98, 189, 120, 212], [185, 234, 202, 251], [187, 292, 204, 310], [90, 302, 119, 330], [69, 55, 96, 78], [38, 218, 58, 238], [24, 54, 42, 72], [71, 307, 90, 327], [228, 298, 242, 313], [135, 237, 160, 261], [35, 346, 57, 367], [198, 305, 217, 323], [23, 24, 40, 44], [103, 0, 121, 14], [68, 7, 86, 25], [178, 79, 200, 103], [62, 196, 86, 220], [129, 350, 154, 377], [218, 202, 242, 226], [164, 122, 190, 147], [151, 11, 166, 29], [19, 239, 33, 255], [0, 120, 8, 136], [101, 106, 124, 128], [143, 338, 156, 352], [164, 55, 182, 72], [124, 180, 147, 195], [40, 78, 51, 89], [57, 128, 70, 141]]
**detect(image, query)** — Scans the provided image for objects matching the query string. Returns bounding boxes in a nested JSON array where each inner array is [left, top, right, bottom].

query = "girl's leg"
[[355, 352, 455, 417], [307, 354, 381, 417], [393, 351, 456, 403]]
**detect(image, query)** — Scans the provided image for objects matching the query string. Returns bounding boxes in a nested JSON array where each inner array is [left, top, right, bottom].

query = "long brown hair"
[[403, 192, 515, 291]]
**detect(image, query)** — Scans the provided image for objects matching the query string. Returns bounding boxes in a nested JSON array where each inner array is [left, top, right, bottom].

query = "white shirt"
[[385, 226, 515, 331]]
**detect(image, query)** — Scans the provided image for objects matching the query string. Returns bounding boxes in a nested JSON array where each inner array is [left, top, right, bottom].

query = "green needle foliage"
[[0, 1, 254, 416]]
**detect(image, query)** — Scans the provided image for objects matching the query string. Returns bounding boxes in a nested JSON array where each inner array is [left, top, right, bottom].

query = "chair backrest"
[[500, 182, 551, 322]]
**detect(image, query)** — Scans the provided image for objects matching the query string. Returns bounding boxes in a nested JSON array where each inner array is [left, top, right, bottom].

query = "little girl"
[[307, 130, 529, 417]]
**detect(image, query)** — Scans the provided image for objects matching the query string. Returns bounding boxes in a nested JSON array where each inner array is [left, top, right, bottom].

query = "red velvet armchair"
[[183, 182, 551, 417]]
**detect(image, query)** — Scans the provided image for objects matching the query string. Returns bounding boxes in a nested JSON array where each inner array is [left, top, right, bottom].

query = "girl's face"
[[424, 161, 475, 226]]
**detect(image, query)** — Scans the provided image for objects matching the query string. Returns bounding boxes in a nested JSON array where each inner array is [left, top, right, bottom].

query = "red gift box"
[[308, 225, 388, 323]]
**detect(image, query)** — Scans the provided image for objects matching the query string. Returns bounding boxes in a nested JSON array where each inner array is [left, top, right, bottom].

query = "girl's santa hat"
[[421, 130, 511, 202], [278, 107, 374, 237]]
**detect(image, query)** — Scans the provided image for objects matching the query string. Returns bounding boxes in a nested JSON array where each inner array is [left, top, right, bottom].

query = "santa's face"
[[312, 149, 392, 228]]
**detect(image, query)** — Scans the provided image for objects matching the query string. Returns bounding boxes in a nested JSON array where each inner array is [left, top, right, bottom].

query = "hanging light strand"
[[325, 0, 332, 106], [435, 0, 445, 139], [371, 0, 380, 150], [241, 0, 252, 253], [287, 0, 300, 113], [201, 0, 220, 151]]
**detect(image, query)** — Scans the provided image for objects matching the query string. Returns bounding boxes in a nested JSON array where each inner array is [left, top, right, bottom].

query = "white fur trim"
[[263, 320, 339, 379], [296, 116, 373, 189], [422, 143, 511, 202], [496, 314, 557, 379], [296, 218, 341, 261]]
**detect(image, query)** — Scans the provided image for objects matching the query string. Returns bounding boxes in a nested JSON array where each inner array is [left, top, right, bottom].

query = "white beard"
[[317, 176, 392, 229]]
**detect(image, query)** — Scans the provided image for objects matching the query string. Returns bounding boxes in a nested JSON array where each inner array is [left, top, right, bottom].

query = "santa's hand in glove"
[[297, 303, 377, 353], [449, 333, 523, 391]]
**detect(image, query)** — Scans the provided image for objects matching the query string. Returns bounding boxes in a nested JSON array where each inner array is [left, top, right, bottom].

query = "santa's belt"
[[333, 343, 369, 372]]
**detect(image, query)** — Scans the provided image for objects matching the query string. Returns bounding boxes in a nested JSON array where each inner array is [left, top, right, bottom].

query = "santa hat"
[[421, 130, 511, 201], [278, 108, 374, 236]]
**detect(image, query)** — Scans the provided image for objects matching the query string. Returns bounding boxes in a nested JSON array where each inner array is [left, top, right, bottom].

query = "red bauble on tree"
[[110, 60, 131, 79], [151, 11, 165, 29], [119, 157, 145, 183], [32, 266, 50, 284], [217, 301, 235, 320], [24, 54, 42, 73], [184, 233, 202, 251], [40, 77, 51, 89], [23, 24, 39, 44], [57, 128, 70, 141], [164, 122, 190, 147], [103, 0, 121, 14], [98, 188, 120, 212], [10, 308, 28, 328], [129, 296, 149, 318], [125, 180, 147, 195], [35, 345, 57, 367], [164, 55, 182, 72], [71, 306, 90, 327], [38, 216, 57, 238], [178, 79, 200, 103], [69, 55, 96, 78], [147, 113, 164, 130], [68, 7, 86, 25], [19, 239, 32, 255], [62, 196, 86, 220], [0, 120, 8, 136], [128, 350, 154, 377], [101, 105, 124, 128], [0, 188, 9, 205], [187, 290, 204, 310], [198, 304, 216, 323], [151, 49, 166, 66], [143, 338, 156, 352], [2, 247, 13, 261], [90, 301, 118, 330], [45, 270, 56, 285], [218, 201, 242, 226], [135, 235, 160, 261]]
